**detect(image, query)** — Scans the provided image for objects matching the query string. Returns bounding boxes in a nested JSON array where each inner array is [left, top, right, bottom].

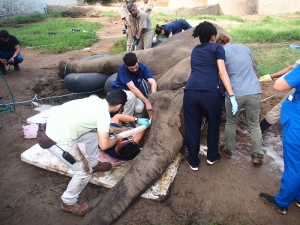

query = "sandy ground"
[[0, 15, 300, 225]]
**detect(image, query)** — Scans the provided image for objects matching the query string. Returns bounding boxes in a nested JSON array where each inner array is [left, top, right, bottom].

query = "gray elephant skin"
[[56, 24, 231, 225]]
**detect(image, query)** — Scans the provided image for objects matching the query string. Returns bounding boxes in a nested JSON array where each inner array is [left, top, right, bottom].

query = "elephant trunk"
[[81, 89, 184, 225]]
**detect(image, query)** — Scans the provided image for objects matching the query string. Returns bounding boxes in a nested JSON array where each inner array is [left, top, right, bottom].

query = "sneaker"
[[185, 157, 198, 171], [61, 201, 92, 216], [252, 155, 263, 165], [14, 65, 20, 70], [295, 198, 300, 208], [92, 161, 112, 172], [207, 154, 221, 165], [259, 193, 288, 215], [220, 146, 231, 159]]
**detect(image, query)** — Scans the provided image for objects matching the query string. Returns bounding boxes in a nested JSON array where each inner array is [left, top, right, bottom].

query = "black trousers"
[[183, 90, 222, 167]]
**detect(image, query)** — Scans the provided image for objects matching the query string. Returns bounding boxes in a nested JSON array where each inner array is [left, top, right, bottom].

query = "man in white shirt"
[[43, 89, 127, 216], [139, 0, 153, 16]]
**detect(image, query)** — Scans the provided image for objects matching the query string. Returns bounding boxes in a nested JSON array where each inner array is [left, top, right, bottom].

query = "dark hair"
[[118, 141, 140, 160], [123, 52, 138, 66], [155, 24, 163, 35], [192, 21, 217, 43], [126, 2, 136, 9], [0, 30, 9, 38], [105, 89, 127, 106]]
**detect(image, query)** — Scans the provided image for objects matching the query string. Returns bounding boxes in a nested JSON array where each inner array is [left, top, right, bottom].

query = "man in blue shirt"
[[0, 30, 23, 71], [155, 19, 192, 38], [111, 52, 157, 118]]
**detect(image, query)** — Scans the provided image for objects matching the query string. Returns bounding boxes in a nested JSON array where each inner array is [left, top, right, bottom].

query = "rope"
[[63, 59, 71, 78], [240, 91, 285, 112], [261, 91, 284, 102], [2, 87, 105, 108]]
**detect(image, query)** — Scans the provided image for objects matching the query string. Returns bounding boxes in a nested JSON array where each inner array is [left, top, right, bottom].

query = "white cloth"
[[123, 90, 144, 116]]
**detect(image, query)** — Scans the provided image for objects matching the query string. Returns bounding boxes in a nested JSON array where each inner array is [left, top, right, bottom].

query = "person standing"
[[139, 0, 153, 17], [216, 33, 264, 165], [127, 2, 153, 50], [184, 21, 238, 171], [259, 64, 300, 215], [0, 30, 23, 70], [120, 0, 133, 51], [111, 52, 157, 118], [37, 89, 127, 216], [259, 59, 300, 133]]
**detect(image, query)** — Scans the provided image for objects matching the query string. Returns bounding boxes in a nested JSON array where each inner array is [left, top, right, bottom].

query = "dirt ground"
[[1, 14, 300, 225]]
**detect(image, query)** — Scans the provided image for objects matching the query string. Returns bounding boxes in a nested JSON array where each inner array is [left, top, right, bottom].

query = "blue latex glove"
[[137, 118, 151, 127], [135, 38, 140, 46], [228, 95, 238, 116]]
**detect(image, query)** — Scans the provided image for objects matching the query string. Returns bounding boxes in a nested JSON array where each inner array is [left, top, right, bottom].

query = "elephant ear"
[[157, 57, 191, 91]]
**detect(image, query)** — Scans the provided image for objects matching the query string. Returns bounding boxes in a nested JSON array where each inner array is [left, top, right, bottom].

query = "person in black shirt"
[[0, 30, 23, 70]]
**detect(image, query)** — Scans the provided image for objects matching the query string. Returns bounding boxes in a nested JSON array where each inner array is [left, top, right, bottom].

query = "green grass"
[[230, 16, 300, 42], [109, 37, 127, 54], [0, 12, 62, 27], [4, 17, 102, 53], [103, 10, 119, 19], [250, 43, 300, 75], [151, 13, 244, 23]]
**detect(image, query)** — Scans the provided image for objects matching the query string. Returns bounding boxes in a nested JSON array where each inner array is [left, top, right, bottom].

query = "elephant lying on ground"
[[57, 24, 232, 225]]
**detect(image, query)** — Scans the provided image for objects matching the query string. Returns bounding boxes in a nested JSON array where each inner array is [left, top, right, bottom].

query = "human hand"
[[137, 118, 151, 127], [228, 95, 238, 116], [133, 36, 137, 42], [152, 36, 157, 44], [259, 74, 272, 82], [145, 101, 153, 118]]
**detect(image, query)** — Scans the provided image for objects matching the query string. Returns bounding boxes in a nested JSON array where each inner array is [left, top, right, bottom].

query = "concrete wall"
[[1, 0, 300, 19], [257, 0, 300, 15], [217, 0, 300, 15], [0, 0, 77, 19]]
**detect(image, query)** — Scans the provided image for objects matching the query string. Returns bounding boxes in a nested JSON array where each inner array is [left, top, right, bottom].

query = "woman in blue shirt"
[[184, 21, 238, 171], [260, 64, 300, 214]]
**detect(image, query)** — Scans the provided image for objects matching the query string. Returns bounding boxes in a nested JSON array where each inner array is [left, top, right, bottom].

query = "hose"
[[0, 71, 15, 114]]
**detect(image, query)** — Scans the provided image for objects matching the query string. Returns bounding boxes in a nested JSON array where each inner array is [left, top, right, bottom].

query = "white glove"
[[259, 74, 272, 82], [152, 36, 157, 44]]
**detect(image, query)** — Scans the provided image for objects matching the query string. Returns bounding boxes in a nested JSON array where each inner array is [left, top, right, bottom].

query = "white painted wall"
[[1, 0, 300, 19], [0, 0, 77, 19]]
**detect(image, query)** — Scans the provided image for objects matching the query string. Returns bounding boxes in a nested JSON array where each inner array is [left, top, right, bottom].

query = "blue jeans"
[[224, 94, 263, 157], [0, 50, 23, 65]]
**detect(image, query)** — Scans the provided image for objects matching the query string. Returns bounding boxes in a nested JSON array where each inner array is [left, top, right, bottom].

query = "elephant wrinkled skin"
[[57, 24, 232, 225]]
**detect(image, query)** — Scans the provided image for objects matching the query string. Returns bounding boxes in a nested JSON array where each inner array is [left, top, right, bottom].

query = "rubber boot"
[[260, 118, 272, 133]]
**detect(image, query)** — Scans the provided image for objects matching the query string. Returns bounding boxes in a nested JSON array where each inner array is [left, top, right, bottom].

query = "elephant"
[[56, 24, 232, 225]]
